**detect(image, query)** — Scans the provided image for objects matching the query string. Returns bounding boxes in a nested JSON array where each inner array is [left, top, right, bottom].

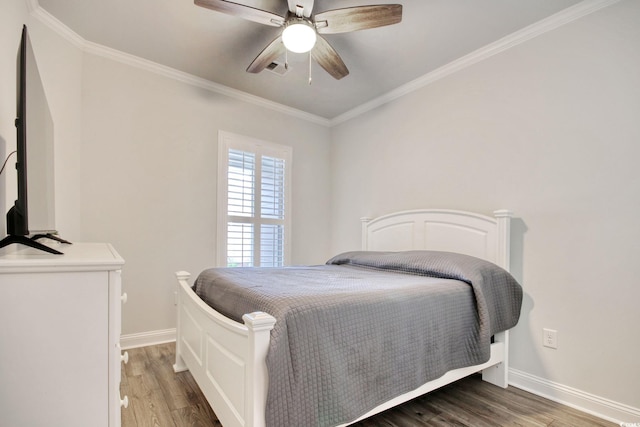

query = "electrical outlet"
[[543, 328, 558, 349]]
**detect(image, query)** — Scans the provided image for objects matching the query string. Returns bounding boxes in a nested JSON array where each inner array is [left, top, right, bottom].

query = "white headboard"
[[361, 209, 513, 271]]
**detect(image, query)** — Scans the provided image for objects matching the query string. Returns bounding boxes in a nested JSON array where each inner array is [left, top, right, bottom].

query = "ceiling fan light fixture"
[[282, 20, 317, 53]]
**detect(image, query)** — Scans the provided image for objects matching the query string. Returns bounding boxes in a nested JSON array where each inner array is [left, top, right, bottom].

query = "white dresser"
[[0, 242, 128, 427]]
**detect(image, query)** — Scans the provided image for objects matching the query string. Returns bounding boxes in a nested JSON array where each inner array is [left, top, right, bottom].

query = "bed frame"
[[173, 209, 514, 427]]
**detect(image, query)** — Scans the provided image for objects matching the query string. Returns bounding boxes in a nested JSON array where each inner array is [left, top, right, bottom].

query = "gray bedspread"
[[193, 251, 522, 427]]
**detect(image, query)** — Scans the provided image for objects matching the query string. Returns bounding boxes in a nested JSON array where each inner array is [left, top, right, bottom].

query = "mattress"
[[193, 250, 523, 427]]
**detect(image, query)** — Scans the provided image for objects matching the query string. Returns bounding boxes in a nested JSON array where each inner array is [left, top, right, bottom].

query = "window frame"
[[217, 131, 292, 267]]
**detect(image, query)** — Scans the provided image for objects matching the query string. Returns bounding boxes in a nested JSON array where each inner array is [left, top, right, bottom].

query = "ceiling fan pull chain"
[[308, 52, 312, 85], [285, 48, 289, 70]]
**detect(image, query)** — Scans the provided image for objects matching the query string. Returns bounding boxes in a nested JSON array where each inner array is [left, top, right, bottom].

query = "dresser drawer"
[[0, 243, 125, 427]]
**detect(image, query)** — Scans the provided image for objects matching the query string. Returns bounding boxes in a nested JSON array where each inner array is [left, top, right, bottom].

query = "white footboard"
[[174, 271, 510, 427], [173, 271, 275, 427]]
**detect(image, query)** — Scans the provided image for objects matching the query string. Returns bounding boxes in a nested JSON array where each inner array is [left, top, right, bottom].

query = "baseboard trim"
[[120, 328, 176, 350], [117, 331, 639, 423], [509, 368, 640, 424]]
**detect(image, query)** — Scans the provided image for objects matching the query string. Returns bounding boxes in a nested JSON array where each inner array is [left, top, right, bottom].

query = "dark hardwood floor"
[[121, 342, 615, 427]]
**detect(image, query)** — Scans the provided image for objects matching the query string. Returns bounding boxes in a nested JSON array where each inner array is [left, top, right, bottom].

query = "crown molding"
[[29, 3, 85, 49], [28, 0, 620, 128], [27, 1, 331, 127], [329, 0, 622, 126], [25, 0, 38, 14], [81, 40, 331, 126]]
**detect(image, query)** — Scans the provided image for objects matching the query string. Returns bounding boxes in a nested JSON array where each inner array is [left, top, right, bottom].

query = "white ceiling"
[[36, 0, 585, 119]]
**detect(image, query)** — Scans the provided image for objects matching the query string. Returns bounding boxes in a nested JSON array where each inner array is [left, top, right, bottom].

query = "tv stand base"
[[32, 233, 72, 245], [0, 235, 63, 255]]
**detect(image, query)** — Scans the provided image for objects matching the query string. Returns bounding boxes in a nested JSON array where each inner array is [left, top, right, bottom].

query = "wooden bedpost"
[[482, 210, 514, 388], [173, 271, 191, 373], [243, 312, 276, 427], [493, 210, 513, 271], [482, 330, 510, 388]]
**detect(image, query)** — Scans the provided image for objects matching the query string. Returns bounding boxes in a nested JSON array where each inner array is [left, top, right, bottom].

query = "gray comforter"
[[193, 251, 523, 427]]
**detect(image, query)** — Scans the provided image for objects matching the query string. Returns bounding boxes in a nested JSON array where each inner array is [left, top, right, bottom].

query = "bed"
[[173, 209, 520, 427]]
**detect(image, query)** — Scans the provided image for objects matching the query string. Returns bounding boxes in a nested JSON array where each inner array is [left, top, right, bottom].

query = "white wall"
[[330, 0, 639, 418], [79, 54, 332, 336]]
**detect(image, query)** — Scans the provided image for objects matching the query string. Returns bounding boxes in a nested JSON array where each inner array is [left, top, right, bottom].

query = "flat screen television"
[[0, 25, 69, 254]]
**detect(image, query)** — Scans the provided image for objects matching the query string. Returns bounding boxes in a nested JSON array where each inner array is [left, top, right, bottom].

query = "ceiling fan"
[[195, 0, 403, 80]]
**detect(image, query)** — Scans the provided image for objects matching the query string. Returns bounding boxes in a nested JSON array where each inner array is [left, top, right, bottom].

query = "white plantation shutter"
[[260, 224, 284, 267], [259, 155, 286, 267], [227, 149, 255, 217], [218, 132, 292, 267], [226, 222, 254, 267], [261, 156, 286, 219]]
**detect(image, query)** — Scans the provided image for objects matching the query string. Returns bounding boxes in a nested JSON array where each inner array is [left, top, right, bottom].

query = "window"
[[217, 131, 292, 267]]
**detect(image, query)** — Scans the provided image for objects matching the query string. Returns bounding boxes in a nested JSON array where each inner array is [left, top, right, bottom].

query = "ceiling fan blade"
[[315, 4, 402, 34], [246, 36, 286, 73], [287, 0, 314, 18], [195, 0, 284, 27], [311, 35, 349, 80]]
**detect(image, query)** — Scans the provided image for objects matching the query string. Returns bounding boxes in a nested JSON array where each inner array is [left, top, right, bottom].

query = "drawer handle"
[[121, 293, 128, 304], [120, 395, 129, 409], [121, 351, 129, 364]]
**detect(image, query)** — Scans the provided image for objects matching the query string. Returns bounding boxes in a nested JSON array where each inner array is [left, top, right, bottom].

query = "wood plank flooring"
[[121, 342, 616, 427]]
